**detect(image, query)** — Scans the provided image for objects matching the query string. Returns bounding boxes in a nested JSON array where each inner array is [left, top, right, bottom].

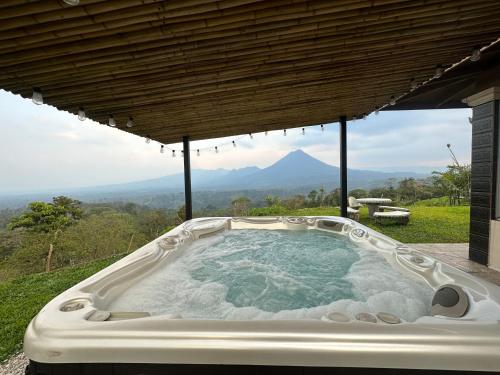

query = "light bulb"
[[63, 0, 79, 4], [160, 145, 164, 153], [108, 115, 116, 127], [283, 129, 287, 136], [470, 46, 481, 62], [434, 64, 443, 79], [249, 133, 253, 139], [77, 107, 86, 121], [390, 96, 396, 106], [410, 78, 417, 90], [145, 136, 151, 144], [32, 88, 43, 105], [232, 141, 236, 148], [321, 124, 324, 132], [197, 149, 200, 156], [215, 146, 218, 153], [302, 128, 305, 135], [126, 117, 134, 128], [172, 150, 176, 158]]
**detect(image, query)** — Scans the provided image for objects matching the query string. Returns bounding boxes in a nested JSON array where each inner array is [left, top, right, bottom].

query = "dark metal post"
[[183, 136, 193, 221], [339, 116, 348, 218]]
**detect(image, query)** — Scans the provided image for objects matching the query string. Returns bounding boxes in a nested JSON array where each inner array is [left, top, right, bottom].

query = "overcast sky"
[[0, 89, 472, 193]]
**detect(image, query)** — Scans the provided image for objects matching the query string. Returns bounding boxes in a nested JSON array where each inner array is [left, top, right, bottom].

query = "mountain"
[[0, 150, 427, 209], [212, 150, 425, 190]]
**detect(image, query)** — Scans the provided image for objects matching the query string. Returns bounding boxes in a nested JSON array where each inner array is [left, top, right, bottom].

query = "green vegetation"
[[251, 205, 469, 243], [0, 255, 124, 362], [0, 199, 175, 280]]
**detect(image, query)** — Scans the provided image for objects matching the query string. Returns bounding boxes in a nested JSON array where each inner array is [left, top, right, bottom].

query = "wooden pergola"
[[1, 0, 500, 220]]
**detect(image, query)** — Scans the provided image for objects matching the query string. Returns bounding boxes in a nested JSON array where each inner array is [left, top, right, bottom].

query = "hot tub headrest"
[[431, 284, 469, 318]]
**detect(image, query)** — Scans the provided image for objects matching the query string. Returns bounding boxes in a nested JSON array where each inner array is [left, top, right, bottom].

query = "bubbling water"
[[108, 229, 434, 321]]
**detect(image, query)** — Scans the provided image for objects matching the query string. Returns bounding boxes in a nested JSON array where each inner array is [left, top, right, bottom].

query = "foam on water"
[[108, 229, 434, 321]]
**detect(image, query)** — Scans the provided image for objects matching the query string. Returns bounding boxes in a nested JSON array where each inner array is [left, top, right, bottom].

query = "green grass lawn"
[[254, 205, 470, 243], [0, 255, 124, 362]]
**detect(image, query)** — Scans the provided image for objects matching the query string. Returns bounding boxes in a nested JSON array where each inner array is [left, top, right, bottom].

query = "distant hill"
[[0, 150, 427, 209]]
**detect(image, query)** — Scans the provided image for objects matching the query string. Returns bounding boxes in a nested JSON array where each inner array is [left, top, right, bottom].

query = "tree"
[[8, 196, 82, 272], [231, 196, 251, 216], [318, 187, 325, 206], [283, 195, 306, 210], [138, 210, 170, 239], [433, 165, 471, 205], [432, 144, 471, 205], [307, 190, 318, 207], [348, 189, 367, 198], [175, 205, 186, 224]]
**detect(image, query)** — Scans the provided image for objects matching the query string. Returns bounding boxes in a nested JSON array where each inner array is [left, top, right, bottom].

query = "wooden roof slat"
[[0, 0, 499, 144]]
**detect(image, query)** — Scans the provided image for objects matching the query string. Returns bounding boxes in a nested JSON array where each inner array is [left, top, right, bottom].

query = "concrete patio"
[[412, 243, 500, 286]]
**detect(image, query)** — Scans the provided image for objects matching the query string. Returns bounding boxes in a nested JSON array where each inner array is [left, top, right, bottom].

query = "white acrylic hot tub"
[[24, 217, 500, 373]]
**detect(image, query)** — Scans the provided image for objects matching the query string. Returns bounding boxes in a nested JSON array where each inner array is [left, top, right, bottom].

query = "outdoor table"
[[356, 198, 393, 218]]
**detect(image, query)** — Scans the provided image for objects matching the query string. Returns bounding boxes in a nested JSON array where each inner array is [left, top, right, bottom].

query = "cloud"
[[0, 89, 472, 192]]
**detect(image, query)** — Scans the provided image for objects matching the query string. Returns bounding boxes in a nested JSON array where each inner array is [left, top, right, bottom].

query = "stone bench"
[[373, 210, 410, 225], [378, 206, 409, 212]]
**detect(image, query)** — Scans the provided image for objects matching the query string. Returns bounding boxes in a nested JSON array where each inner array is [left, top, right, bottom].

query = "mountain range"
[[87, 150, 426, 191], [0, 150, 427, 209]]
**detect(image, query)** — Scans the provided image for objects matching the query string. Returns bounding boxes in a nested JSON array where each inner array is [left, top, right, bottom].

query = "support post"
[[465, 87, 500, 266], [339, 116, 348, 218], [183, 136, 193, 221]]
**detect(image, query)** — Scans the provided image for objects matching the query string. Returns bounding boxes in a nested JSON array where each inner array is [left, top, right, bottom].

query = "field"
[[0, 255, 124, 362], [284, 205, 470, 243], [0, 205, 469, 363]]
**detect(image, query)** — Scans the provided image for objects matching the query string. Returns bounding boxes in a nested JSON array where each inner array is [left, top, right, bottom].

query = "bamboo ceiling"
[[1, 0, 500, 144]]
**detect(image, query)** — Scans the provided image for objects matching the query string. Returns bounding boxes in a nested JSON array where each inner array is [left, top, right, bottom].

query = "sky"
[[0, 89, 472, 193]]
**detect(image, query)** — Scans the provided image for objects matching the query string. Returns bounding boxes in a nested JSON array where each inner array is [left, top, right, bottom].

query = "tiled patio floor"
[[411, 243, 500, 286]]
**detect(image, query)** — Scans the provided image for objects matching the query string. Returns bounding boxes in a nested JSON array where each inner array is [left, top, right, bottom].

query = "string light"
[[108, 115, 116, 127], [77, 107, 86, 121], [389, 96, 396, 106], [143, 121, 348, 158], [470, 46, 481, 62], [126, 117, 134, 128], [32, 87, 43, 105], [434, 64, 444, 79], [410, 78, 417, 90]]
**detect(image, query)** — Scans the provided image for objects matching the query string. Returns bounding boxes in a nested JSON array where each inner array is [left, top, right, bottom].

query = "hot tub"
[[24, 217, 500, 374]]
